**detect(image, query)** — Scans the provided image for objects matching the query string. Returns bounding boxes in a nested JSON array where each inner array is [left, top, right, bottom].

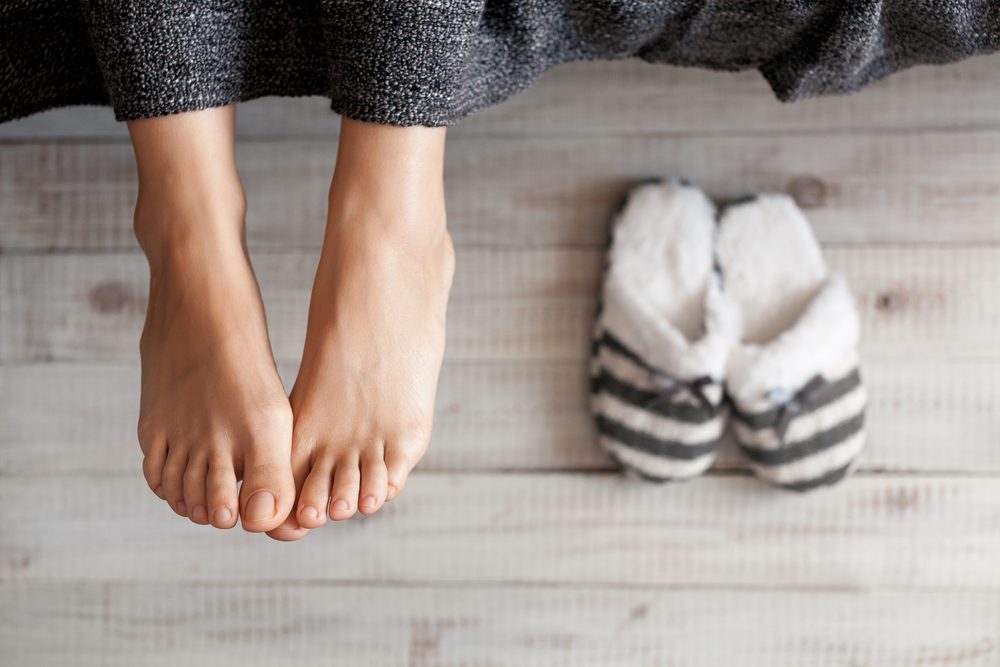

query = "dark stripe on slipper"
[[599, 331, 675, 375], [599, 331, 721, 399], [618, 462, 676, 484], [777, 461, 854, 492], [595, 415, 721, 460], [732, 369, 863, 429], [602, 450, 675, 484], [736, 412, 866, 466], [594, 371, 718, 424], [603, 449, 711, 484]]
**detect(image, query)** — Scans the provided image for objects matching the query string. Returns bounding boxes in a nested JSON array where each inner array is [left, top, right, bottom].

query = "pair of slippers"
[[591, 180, 866, 491]]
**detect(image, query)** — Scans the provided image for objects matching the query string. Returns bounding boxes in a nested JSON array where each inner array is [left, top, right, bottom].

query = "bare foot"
[[129, 108, 296, 532], [267, 119, 452, 540]]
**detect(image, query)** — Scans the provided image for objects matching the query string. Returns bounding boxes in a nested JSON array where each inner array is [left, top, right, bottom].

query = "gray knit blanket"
[[2, 1, 999, 126]]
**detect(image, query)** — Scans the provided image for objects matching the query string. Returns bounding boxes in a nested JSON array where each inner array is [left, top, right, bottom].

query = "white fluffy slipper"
[[716, 194, 867, 491], [591, 179, 736, 482]]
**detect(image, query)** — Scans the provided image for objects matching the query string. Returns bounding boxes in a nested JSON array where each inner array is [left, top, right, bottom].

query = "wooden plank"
[[1, 474, 997, 587], [2, 357, 998, 476], [4, 130, 1000, 251], [1, 246, 998, 364], [2, 54, 1000, 140], [0, 361, 602, 474], [1, 583, 997, 667]]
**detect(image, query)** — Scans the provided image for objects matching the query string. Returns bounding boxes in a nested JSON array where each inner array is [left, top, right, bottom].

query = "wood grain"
[[2, 473, 997, 587], [2, 46, 998, 667], [2, 246, 997, 364], [5, 130, 1000, 252], [2, 357, 998, 475], [2, 54, 1000, 140], [1, 583, 997, 667]]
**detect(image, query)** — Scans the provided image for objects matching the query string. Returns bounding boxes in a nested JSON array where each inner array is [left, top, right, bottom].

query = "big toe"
[[359, 446, 389, 516], [239, 444, 295, 532]]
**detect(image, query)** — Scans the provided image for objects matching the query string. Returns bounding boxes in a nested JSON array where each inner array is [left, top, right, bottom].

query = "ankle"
[[323, 210, 455, 300], [134, 174, 248, 274], [329, 117, 447, 227]]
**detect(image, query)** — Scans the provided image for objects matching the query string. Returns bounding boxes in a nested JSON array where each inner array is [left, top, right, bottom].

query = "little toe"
[[141, 437, 168, 499], [207, 458, 239, 529], [329, 455, 361, 521], [182, 457, 210, 525], [238, 443, 295, 533], [297, 459, 334, 529], [161, 446, 189, 517], [359, 445, 389, 516]]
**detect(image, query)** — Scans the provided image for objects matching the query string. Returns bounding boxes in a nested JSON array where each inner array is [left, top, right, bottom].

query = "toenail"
[[302, 506, 319, 520], [362, 495, 377, 510], [333, 499, 350, 513], [213, 507, 233, 525], [191, 505, 207, 522], [175, 500, 186, 515], [245, 491, 277, 522]]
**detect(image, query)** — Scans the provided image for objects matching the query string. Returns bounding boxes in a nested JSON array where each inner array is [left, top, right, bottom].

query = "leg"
[[267, 117, 452, 540], [130, 106, 296, 532]]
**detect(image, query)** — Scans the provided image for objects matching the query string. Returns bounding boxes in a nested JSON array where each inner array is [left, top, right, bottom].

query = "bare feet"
[[129, 108, 296, 532], [267, 119, 452, 540]]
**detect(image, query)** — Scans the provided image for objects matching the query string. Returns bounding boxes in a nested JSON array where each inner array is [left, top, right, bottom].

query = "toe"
[[297, 457, 334, 529], [329, 454, 361, 521], [266, 526, 310, 542], [265, 514, 310, 542], [206, 457, 239, 529], [385, 445, 417, 501], [161, 445, 189, 517], [271, 442, 316, 538], [358, 443, 389, 516], [238, 442, 295, 533], [182, 457, 210, 525], [141, 437, 168, 499]]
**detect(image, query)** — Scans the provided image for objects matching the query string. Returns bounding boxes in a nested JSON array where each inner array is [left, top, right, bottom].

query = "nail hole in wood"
[[89, 281, 133, 314], [875, 290, 908, 313], [787, 175, 828, 209]]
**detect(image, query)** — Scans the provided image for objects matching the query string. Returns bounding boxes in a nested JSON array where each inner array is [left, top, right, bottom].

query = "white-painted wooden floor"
[[2, 56, 1000, 666]]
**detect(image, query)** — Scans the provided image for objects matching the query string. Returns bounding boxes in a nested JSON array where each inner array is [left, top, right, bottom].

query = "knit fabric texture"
[[2, 1, 999, 126]]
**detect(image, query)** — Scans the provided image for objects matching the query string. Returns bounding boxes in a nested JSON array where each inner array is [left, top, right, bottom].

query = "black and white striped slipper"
[[717, 194, 867, 491], [591, 180, 737, 482]]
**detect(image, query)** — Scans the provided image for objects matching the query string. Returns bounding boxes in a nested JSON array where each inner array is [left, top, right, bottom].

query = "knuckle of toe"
[[335, 463, 362, 482], [241, 460, 278, 481], [207, 464, 231, 481], [254, 401, 294, 431], [396, 433, 431, 459]]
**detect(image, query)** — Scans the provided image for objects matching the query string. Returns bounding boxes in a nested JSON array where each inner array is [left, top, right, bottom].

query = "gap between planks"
[[1, 473, 997, 589], [2, 246, 998, 364]]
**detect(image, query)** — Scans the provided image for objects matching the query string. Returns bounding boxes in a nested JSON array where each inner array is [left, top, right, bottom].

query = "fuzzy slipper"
[[716, 194, 867, 491], [591, 180, 736, 482]]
